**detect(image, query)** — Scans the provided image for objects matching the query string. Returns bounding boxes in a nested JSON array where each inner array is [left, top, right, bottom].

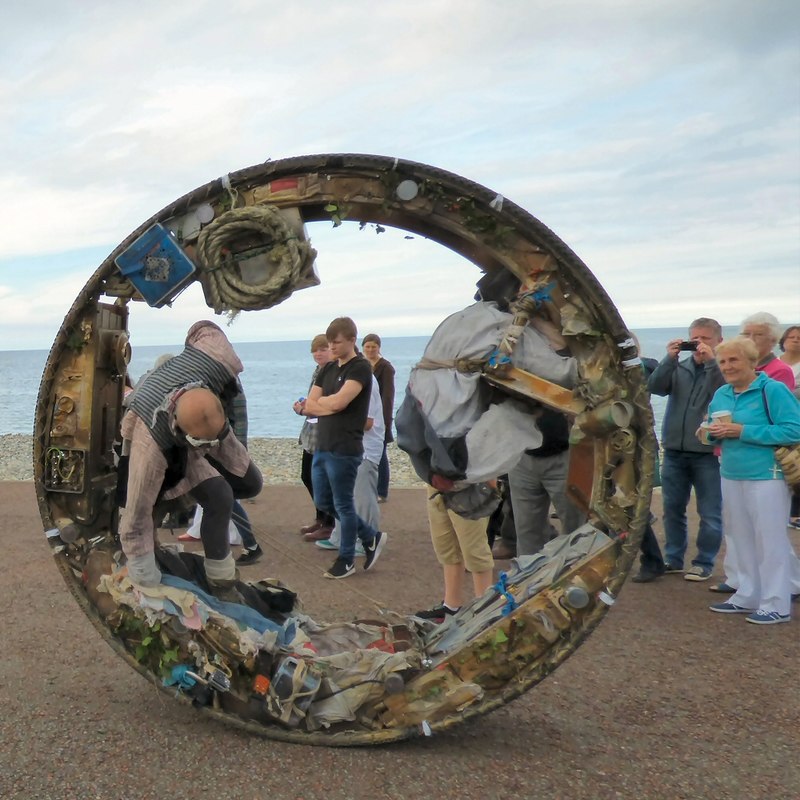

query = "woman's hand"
[[708, 421, 743, 439]]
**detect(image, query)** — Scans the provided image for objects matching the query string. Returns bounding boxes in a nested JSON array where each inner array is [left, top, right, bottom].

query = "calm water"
[[0, 327, 741, 437]]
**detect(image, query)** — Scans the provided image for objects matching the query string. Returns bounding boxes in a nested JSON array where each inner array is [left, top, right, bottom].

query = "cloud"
[[0, 0, 797, 350]]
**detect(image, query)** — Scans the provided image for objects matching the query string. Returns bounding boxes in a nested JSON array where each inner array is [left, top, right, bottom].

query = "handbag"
[[761, 386, 800, 491]]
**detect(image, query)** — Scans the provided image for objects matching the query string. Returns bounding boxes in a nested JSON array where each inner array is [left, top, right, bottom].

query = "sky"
[[0, 0, 798, 350]]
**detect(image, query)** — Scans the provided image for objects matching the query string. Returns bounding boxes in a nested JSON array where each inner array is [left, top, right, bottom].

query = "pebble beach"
[[0, 433, 425, 486]]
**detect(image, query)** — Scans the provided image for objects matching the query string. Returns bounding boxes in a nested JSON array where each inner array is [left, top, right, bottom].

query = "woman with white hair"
[[705, 337, 800, 624], [740, 312, 796, 390]]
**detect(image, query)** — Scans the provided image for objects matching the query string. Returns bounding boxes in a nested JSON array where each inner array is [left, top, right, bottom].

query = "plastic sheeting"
[[397, 301, 577, 484]]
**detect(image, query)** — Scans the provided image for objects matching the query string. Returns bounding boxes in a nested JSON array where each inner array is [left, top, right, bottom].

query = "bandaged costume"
[[120, 321, 263, 587]]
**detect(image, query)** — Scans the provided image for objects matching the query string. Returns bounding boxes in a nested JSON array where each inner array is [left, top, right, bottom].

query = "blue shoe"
[[709, 602, 752, 614], [745, 610, 790, 625], [709, 582, 735, 593], [664, 563, 683, 574]]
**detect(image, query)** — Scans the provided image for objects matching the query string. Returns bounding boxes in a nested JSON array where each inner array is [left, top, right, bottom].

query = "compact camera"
[[679, 341, 698, 351]]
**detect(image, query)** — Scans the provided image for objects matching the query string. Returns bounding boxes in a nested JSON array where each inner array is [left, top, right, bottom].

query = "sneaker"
[[684, 565, 712, 582], [316, 539, 366, 557], [363, 531, 387, 571], [324, 557, 355, 580], [631, 569, 664, 583], [664, 563, 683, 574], [236, 544, 263, 566], [315, 538, 338, 550], [414, 603, 460, 623], [745, 610, 790, 625], [709, 582, 736, 593], [709, 602, 753, 614], [377, 496, 387, 504]]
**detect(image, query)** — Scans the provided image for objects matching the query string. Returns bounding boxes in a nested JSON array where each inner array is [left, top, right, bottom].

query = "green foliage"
[[114, 615, 183, 677], [418, 181, 513, 248]]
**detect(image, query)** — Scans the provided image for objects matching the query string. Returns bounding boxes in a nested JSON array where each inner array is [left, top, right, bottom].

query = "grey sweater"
[[647, 354, 725, 453]]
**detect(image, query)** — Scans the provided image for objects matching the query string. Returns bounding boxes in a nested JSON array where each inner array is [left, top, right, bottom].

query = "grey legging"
[[189, 460, 262, 560]]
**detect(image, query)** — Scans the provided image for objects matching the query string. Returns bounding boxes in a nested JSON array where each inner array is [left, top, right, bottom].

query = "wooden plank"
[[481, 366, 585, 415]]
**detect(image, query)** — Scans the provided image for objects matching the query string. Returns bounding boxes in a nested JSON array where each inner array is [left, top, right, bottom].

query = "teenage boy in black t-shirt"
[[298, 317, 387, 579]]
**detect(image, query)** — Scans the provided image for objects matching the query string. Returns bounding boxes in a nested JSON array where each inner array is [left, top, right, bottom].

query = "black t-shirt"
[[314, 355, 373, 456], [525, 407, 570, 457]]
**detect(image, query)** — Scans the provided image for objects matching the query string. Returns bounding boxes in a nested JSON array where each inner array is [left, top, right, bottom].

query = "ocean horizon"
[[0, 327, 744, 437]]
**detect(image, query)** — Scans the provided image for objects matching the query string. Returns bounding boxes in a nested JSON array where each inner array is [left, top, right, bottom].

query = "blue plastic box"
[[114, 223, 197, 307]]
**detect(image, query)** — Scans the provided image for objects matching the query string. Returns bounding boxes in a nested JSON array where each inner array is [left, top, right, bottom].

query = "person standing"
[[647, 317, 724, 581], [298, 317, 386, 579], [706, 337, 800, 624], [361, 333, 395, 503], [503, 407, 585, 558], [316, 375, 385, 556], [415, 487, 496, 623], [779, 325, 800, 527], [296, 334, 335, 540], [740, 312, 796, 390], [779, 325, 800, 389]]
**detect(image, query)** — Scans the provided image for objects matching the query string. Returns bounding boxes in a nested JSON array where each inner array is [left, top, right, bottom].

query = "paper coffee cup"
[[711, 411, 732, 424]]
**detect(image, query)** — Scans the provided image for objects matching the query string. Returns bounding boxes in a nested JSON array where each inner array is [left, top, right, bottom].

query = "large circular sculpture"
[[34, 154, 656, 745]]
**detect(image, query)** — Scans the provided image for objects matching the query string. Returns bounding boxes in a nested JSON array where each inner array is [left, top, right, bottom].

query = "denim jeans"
[[312, 450, 378, 561], [231, 499, 257, 550], [377, 444, 390, 499], [661, 450, 722, 570], [329, 458, 380, 547]]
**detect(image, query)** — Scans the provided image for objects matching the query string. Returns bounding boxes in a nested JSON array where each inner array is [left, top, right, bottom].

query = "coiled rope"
[[195, 205, 317, 314]]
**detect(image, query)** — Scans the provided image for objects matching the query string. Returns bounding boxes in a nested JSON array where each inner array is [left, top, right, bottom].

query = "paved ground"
[[1, 481, 798, 800]]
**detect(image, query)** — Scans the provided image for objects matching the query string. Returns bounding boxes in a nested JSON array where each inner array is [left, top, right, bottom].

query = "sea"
[[0, 327, 741, 438]]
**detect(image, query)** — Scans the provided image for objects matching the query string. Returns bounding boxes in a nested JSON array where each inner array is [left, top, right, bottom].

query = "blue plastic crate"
[[114, 223, 197, 307]]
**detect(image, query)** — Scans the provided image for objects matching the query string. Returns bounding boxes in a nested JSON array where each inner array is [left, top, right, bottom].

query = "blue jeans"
[[312, 451, 378, 561], [661, 450, 722, 570], [377, 443, 390, 499]]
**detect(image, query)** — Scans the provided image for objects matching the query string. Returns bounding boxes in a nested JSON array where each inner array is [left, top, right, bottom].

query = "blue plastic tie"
[[520, 282, 555, 308], [488, 348, 512, 368], [494, 573, 518, 617]]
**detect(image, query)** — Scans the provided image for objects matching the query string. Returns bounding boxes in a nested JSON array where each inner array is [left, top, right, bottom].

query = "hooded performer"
[[119, 321, 263, 600]]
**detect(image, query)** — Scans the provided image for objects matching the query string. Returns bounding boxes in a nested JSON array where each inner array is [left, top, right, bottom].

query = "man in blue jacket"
[[647, 318, 725, 581]]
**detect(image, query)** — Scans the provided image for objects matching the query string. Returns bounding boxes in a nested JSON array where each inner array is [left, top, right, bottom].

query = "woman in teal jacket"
[[704, 337, 800, 624]]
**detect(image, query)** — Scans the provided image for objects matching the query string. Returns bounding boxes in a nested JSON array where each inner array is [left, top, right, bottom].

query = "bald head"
[[174, 388, 226, 440]]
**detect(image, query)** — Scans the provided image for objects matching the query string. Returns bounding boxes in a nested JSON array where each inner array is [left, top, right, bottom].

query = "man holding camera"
[[648, 318, 725, 581]]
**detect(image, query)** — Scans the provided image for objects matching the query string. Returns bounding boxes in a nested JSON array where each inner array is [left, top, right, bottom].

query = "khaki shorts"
[[426, 489, 493, 573]]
